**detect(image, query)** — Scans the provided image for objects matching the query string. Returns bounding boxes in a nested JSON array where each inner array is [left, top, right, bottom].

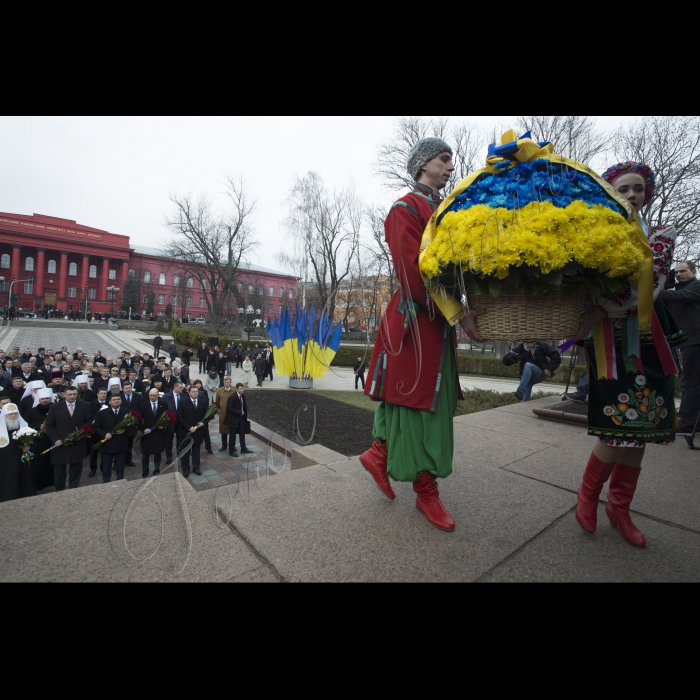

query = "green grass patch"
[[311, 390, 379, 413]]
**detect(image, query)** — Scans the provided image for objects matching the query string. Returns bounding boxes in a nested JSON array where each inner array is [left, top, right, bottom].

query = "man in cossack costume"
[[361, 138, 484, 532]]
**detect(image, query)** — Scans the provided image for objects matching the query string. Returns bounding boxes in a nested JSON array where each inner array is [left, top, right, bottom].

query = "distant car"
[[193, 318, 207, 324]]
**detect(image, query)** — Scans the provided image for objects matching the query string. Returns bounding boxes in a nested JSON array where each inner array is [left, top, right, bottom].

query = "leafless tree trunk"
[[612, 116, 700, 264], [165, 176, 258, 330], [284, 172, 361, 322], [514, 116, 610, 167], [373, 116, 486, 194]]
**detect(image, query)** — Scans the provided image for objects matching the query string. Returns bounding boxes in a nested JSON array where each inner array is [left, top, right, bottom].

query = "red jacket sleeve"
[[384, 204, 428, 308]]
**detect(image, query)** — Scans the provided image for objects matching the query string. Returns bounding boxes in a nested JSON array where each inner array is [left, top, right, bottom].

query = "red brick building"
[[0, 212, 298, 321]]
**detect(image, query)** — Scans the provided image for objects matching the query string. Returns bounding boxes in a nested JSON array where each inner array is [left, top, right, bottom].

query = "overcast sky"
[[0, 116, 636, 272]]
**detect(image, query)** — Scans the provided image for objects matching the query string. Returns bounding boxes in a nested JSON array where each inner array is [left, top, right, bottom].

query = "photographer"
[[660, 261, 700, 446], [504, 341, 561, 402]]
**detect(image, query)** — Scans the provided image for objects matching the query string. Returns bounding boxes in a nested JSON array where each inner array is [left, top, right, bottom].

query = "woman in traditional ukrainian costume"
[[361, 138, 484, 532], [575, 162, 684, 548], [0, 404, 37, 502]]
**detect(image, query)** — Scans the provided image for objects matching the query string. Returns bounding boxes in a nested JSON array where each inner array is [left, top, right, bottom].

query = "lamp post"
[[238, 305, 261, 344], [4, 278, 34, 324], [107, 286, 120, 319]]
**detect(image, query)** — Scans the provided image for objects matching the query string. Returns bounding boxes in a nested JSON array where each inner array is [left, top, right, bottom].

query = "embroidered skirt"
[[586, 302, 685, 447]]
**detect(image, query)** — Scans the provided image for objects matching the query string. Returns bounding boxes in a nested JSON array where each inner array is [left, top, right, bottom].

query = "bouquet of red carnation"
[[93, 411, 142, 451], [42, 424, 94, 456], [135, 410, 177, 443]]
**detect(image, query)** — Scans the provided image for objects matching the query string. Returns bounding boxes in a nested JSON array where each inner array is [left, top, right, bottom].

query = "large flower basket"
[[419, 131, 653, 342], [468, 288, 589, 342]]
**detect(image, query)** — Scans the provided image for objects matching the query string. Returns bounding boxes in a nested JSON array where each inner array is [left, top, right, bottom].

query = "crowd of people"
[[0, 342, 259, 503]]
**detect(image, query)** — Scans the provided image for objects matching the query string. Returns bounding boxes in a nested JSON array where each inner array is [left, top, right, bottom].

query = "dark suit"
[[224, 392, 249, 455], [254, 357, 266, 387], [89, 399, 108, 472], [139, 399, 168, 477], [216, 356, 228, 386], [197, 346, 208, 373], [120, 392, 142, 464], [264, 351, 274, 381], [38, 365, 54, 384], [162, 391, 185, 462], [93, 406, 130, 483], [45, 399, 93, 491], [176, 395, 208, 477]]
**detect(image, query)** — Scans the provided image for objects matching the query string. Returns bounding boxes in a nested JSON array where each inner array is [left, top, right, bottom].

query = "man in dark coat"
[[206, 348, 218, 373], [139, 387, 168, 478], [44, 387, 92, 491], [224, 384, 253, 458], [38, 356, 54, 384], [197, 343, 208, 374], [92, 394, 130, 483], [163, 381, 186, 465], [181, 348, 193, 367], [176, 386, 208, 478], [153, 334, 164, 360], [254, 353, 266, 388], [354, 357, 366, 390], [216, 352, 228, 388], [661, 261, 700, 443], [504, 341, 562, 402], [120, 382, 142, 467], [88, 388, 109, 478], [26, 391, 55, 491], [264, 347, 274, 382]]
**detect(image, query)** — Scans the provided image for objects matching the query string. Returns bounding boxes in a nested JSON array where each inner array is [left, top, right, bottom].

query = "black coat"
[[45, 400, 93, 465], [216, 356, 228, 373], [153, 337, 164, 351], [661, 279, 700, 348], [224, 392, 248, 430], [93, 407, 130, 454], [176, 396, 209, 446], [181, 350, 193, 366], [503, 343, 562, 377], [197, 346, 209, 362], [0, 439, 36, 503], [89, 399, 109, 420], [27, 404, 51, 431], [254, 357, 267, 376], [354, 360, 366, 377], [264, 351, 274, 372], [139, 399, 168, 457], [206, 352, 218, 371], [120, 392, 143, 437]]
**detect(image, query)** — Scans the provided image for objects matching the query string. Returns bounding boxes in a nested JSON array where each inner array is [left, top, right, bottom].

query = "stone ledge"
[[249, 420, 299, 458], [291, 444, 348, 471]]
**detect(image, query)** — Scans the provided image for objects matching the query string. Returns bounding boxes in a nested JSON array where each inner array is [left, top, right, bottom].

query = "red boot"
[[576, 453, 616, 534], [359, 442, 395, 501], [606, 463, 647, 548], [413, 472, 455, 532]]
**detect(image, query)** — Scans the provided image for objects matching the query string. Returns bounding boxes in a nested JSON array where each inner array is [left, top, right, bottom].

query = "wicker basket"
[[467, 288, 589, 342]]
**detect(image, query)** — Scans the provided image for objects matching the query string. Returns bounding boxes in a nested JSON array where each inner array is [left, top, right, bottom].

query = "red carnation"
[[166, 411, 177, 424], [130, 411, 143, 421], [82, 425, 95, 436]]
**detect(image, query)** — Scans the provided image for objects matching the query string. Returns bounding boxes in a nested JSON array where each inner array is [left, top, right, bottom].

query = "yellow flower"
[[421, 201, 645, 281]]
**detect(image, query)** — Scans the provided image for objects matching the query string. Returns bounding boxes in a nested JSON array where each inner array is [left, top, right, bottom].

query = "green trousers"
[[372, 337, 458, 483]]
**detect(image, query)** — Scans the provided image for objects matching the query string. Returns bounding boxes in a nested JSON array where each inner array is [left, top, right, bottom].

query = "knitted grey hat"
[[407, 138, 453, 180]]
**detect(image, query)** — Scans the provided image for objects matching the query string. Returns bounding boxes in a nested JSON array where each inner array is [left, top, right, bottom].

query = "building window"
[[201, 280, 207, 290], [47, 260, 56, 274], [186, 313, 191, 319], [186, 296, 192, 307], [173, 275, 180, 286], [129, 269, 136, 278], [159, 273, 166, 285], [248, 284, 253, 294], [237, 283, 242, 292], [24, 280, 33, 294], [68, 286, 77, 298], [173, 296, 178, 306], [269, 287, 274, 297], [69, 263, 78, 276], [88, 288, 96, 300], [289, 289, 294, 299], [0, 254, 9, 269], [198, 314, 205, 320], [0, 279, 7, 292], [143, 271, 151, 284], [25, 257, 35, 272], [109, 269, 117, 280], [279, 288, 285, 298], [187, 278, 193, 288], [268, 305, 273, 313], [279, 306, 283, 315], [143, 294, 149, 304], [158, 294, 165, 305], [200, 298, 205, 308], [89, 265, 97, 278]]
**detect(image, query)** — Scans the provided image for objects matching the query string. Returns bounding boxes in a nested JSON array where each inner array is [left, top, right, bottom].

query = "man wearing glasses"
[[661, 261, 700, 448]]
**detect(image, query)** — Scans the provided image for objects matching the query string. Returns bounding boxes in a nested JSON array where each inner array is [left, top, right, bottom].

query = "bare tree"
[[373, 116, 485, 193], [284, 172, 362, 321], [366, 204, 397, 297], [514, 115, 610, 166], [165, 176, 258, 330], [612, 115, 700, 264]]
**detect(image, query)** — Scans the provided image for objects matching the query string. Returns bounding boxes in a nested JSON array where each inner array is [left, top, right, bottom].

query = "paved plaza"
[[1, 397, 698, 582]]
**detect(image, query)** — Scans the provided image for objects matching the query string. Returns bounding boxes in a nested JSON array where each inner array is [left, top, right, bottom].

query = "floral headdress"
[[602, 162, 657, 206]]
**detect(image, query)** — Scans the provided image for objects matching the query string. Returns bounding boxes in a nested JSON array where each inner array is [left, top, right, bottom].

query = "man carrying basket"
[[360, 138, 484, 532]]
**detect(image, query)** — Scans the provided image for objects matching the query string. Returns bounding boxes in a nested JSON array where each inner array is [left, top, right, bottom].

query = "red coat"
[[365, 184, 464, 413]]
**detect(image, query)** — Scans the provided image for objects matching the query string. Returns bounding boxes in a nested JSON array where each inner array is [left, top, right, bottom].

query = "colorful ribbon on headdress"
[[486, 130, 554, 167]]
